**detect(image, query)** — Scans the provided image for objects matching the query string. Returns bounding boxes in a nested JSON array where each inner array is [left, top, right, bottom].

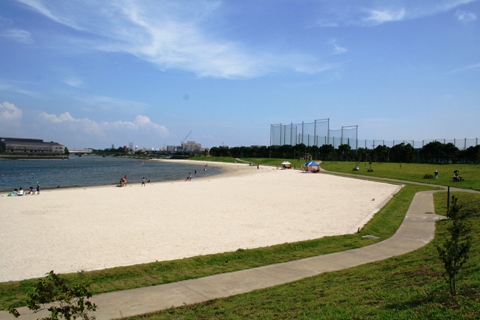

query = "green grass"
[[2, 158, 480, 319], [319, 161, 480, 191], [130, 217, 480, 319]]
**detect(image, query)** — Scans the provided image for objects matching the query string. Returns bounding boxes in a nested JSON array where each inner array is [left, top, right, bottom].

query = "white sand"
[[0, 161, 402, 282]]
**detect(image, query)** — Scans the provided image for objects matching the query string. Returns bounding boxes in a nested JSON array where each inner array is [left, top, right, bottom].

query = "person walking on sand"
[[142, 177, 146, 186], [36, 183, 40, 194]]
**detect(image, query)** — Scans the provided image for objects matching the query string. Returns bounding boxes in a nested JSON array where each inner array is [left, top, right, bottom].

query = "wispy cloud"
[[455, 10, 477, 23], [16, 0, 337, 78], [0, 80, 43, 98], [329, 39, 347, 55], [362, 8, 407, 25], [0, 28, 33, 44], [63, 77, 82, 88], [75, 95, 149, 114], [316, 0, 478, 27], [449, 62, 480, 73]]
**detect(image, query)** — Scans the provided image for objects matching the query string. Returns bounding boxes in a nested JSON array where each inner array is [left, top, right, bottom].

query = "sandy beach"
[[0, 161, 402, 282]]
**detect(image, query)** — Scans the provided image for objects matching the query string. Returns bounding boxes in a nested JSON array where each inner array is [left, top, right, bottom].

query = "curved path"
[[0, 186, 447, 320]]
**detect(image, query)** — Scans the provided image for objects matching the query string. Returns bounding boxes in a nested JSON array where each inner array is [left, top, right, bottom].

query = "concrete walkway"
[[0, 189, 445, 320]]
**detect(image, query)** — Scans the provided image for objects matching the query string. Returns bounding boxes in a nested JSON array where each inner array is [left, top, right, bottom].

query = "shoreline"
[[0, 158, 238, 194], [0, 165, 401, 282]]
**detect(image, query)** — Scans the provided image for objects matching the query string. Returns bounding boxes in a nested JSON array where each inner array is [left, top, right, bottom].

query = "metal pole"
[[301, 121, 304, 145], [327, 118, 330, 145], [447, 186, 450, 215], [290, 122, 293, 146]]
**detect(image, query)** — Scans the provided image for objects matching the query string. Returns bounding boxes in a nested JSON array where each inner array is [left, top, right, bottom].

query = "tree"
[[390, 143, 416, 163], [318, 144, 334, 161], [460, 145, 480, 163], [372, 145, 389, 162], [337, 144, 351, 161], [436, 196, 472, 296], [9, 271, 97, 320]]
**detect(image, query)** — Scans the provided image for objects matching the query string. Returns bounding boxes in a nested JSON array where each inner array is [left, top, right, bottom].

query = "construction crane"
[[181, 131, 192, 145]]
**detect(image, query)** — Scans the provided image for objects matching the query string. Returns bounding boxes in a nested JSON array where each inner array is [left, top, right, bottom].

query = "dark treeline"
[[209, 141, 480, 164]]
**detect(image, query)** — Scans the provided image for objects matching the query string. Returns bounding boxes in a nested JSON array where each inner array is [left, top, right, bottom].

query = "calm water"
[[0, 156, 222, 192]]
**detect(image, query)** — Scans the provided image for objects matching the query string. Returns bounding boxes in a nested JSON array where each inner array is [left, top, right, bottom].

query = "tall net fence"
[[271, 120, 479, 150], [270, 119, 358, 148], [359, 138, 479, 150], [271, 119, 330, 146]]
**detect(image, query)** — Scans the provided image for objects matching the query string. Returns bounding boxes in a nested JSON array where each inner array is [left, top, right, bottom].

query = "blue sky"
[[0, 0, 479, 150]]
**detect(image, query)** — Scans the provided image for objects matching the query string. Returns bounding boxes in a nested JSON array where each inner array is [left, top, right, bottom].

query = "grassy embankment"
[[2, 158, 480, 318]]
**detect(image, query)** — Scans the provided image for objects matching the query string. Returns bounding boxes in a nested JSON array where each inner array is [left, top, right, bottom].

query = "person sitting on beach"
[[28, 187, 34, 195], [17, 187, 24, 196]]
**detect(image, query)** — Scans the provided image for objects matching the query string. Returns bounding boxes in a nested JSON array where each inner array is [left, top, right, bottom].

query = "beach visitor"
[[453, 169, 460, 181], [28, 187, 34, 194], [36, 183, 40, 194], [434, 170, 438, 179], [142, 177, 146, 186], [17, 187, 24, 196], [123, 175, 128, 185]]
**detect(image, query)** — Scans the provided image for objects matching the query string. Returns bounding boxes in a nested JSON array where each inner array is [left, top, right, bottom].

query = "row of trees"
[[209, 141, 480, 164]]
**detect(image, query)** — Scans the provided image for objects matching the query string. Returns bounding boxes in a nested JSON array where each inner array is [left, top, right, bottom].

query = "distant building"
[[181, 141, 201, 153], [0, 137, 66, 154], [166, 145, 178, 153]]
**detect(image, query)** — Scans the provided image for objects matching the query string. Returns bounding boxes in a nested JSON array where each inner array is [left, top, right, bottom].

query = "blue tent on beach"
[[304, 161, 320, 173]]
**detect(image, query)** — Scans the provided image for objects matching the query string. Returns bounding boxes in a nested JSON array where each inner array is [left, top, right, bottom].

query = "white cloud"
[[362, 8, 407, 25], [39, 111, 75, 123], [0, 28, 33, 44], [0, 101, 23, 124], [316, 0, 478, 27], [455, 10, 477, 23], [329, 39, 347, 55], [63, 77, 82, 88], [38, 111, 169, 141], [16, 0, 335, 78]]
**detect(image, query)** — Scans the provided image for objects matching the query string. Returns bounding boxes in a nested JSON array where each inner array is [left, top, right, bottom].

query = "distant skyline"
[[1, 0, 479, 149]]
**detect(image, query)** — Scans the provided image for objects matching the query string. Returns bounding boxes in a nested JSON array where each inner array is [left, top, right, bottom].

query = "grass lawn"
[[129, 215, 480, 319], [2, 158, 480, 319]]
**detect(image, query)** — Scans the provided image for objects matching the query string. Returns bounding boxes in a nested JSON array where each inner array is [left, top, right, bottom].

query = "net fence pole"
[[301, 121, 305, 145], [290, 123, 293, 146]]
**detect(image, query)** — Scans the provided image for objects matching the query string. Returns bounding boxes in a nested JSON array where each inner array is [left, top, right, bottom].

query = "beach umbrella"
[[281, 161, 291, 165], [304, 161, 319, 166]]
